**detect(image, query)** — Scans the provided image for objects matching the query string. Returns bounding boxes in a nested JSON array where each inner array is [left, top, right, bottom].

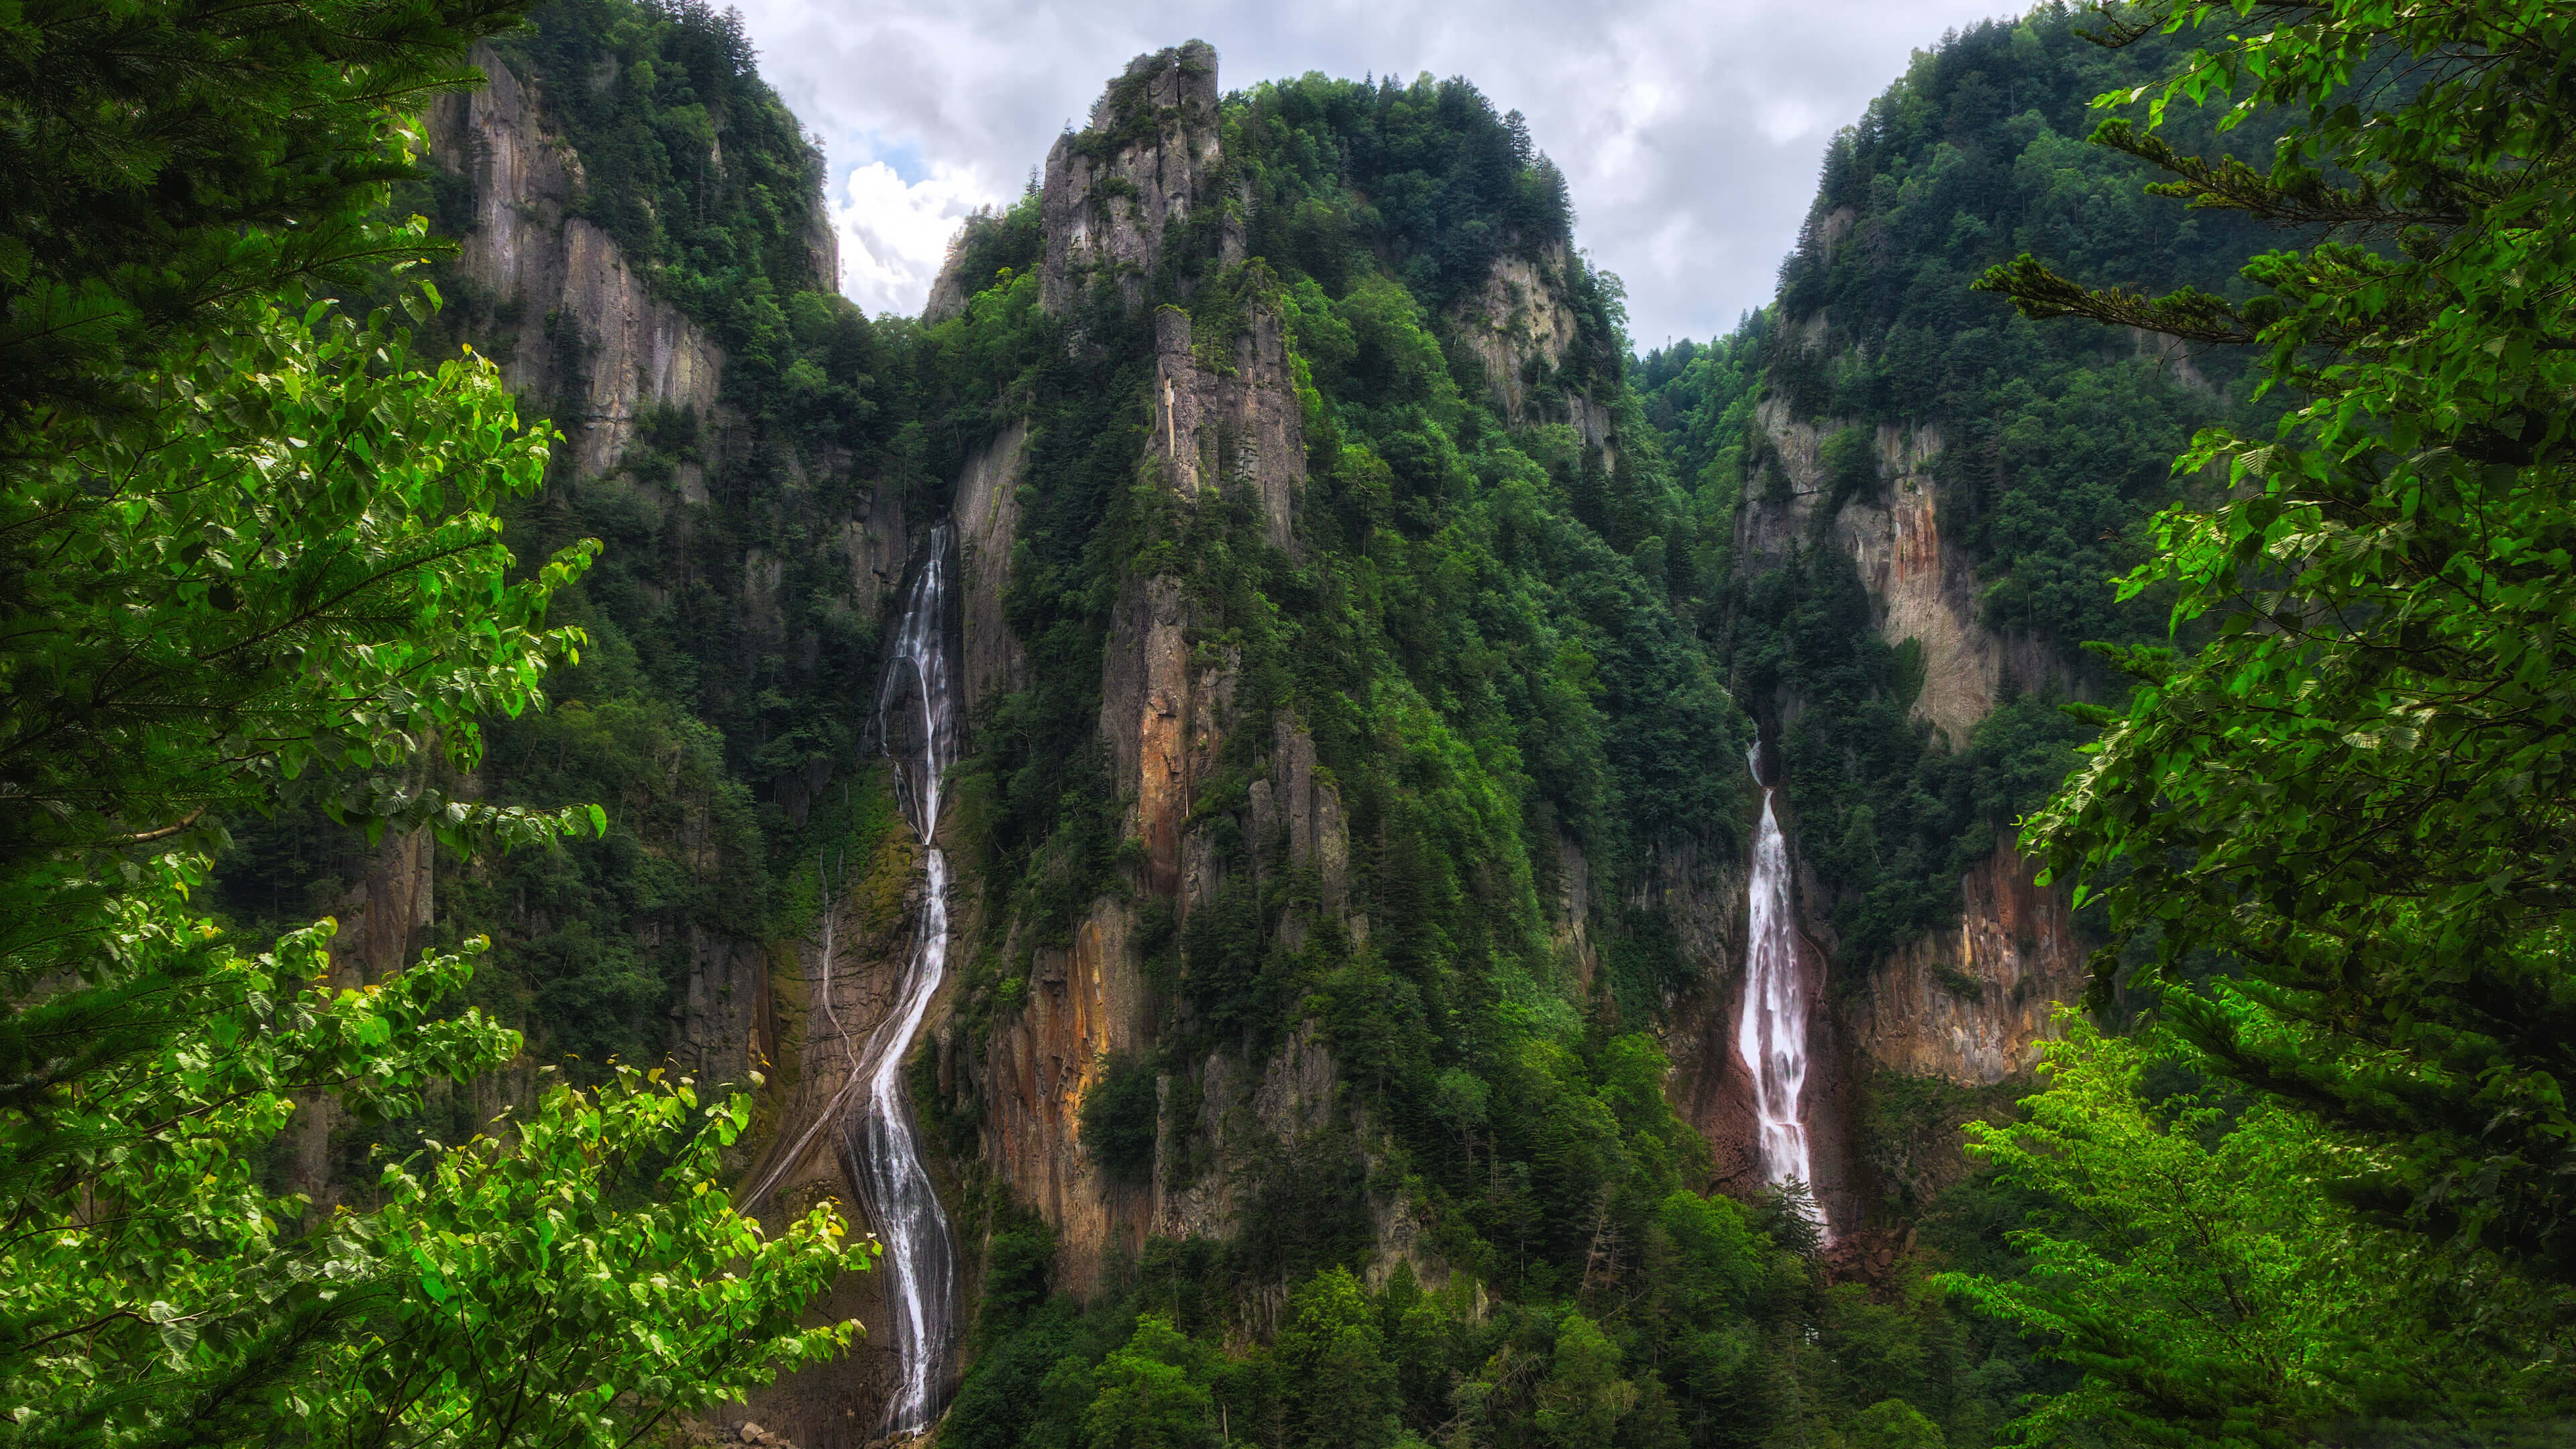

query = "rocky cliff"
[[1733, 395, 2088, 1093], [1033, 42, 1236, 316], [929, 44, 1336, 1297], [915, 42, 1752, 1314], [254, 12, 925, 1258], [1847, 841, 2080, 1084], [289, 15, 2023, 1438], [425, 43, 729, 481]]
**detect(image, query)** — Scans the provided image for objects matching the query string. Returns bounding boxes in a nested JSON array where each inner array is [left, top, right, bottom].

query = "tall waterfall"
[[851, 525, 963, 1434], [1737, 739, 1827, 1238]]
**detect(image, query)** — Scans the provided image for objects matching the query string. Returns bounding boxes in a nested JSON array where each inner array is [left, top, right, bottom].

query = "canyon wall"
[[1734, 360, 2087, 1097], [386, 34, 2031, 1434], [928, 45, 1322, 1297], [360, 37, 915, 1094], [425, 44, 727, 480], [1033, 42, 1237, 316]]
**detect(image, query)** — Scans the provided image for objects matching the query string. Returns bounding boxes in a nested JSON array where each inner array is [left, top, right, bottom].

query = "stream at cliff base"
[[1737, 739, 1829, 1240]]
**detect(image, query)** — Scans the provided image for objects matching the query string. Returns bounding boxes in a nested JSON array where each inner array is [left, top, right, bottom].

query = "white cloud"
[[829, 159, 1004, 318], [731, 0, 2015, 346]]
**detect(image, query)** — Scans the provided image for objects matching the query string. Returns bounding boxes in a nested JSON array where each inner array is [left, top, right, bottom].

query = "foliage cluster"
[[949, 1197, 2047, 1449], [915, 61, 1772, 1334], [0, 0, 522, 430], [221, 0, 957, 1073], [1230, 73, 1576, 315], [0, 1, 865, 1436], [908, 43, 2070, 1449], [1932, 0, 2576, 1441], [1945, 1023, 2572, 1444]]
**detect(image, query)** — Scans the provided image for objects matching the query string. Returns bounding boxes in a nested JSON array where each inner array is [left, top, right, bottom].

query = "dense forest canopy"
[[3, 0, 2573, 1445]]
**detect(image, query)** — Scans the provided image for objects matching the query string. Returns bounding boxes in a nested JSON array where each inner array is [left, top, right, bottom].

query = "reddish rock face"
[[1847, 842, 2085, 1086]]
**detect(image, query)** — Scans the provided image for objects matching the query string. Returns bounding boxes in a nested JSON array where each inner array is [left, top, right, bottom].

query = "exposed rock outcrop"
[[284, 826, 441, 1209], [1446, 247, 1619, 480], [1847, 842, 2082, 1085], [1736, 368, 2084, 1097], [1452, 248, 1582, 427], [1150, 305, 1303, 551], [1243, 715, 1348, 946], [1033, 42, 1234, 315], [322, 827, 438, 985], [1658, 837, 1760, 1195], [979, 897, 1154, 1295], [954, 422, 1030, 714], [426, 44, 726, 479], [1101, 577, 1207, 904], [732, 780, 924, 1443], [669, 926, 776, 1095]]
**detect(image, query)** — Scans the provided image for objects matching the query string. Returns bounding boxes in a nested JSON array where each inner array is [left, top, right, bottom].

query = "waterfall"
[[850, 522, 962, 1435], [1737, 739, 1828, 1238]]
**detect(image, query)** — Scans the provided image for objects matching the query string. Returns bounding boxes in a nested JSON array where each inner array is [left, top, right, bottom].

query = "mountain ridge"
[[211, 9, 2272, 1443]]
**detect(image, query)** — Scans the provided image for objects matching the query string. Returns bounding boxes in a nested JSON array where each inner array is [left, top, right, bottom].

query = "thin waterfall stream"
[[1737, 737, 1829, 1239], [853, 522, 963, 1435], [745, 525, 962, 1436]]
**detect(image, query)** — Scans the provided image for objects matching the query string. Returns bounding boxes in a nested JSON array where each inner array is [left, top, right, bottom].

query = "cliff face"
[[1451, 246, 1583, 429], [919, 45, 1344, 1297], [1654, 838, 1758, 1189], [425, 44, 727, 481], [1150, 305, 1303, 551], [285, 828, 440, 1209], [1032, 42, 1236, 316], [731, 779, 923, 1446], [917, 40, 1779, 1316], [401, 35, 916, 1084], [1848, 841, 2081, 1084], [953, 423, 1029, 714], [1732, 377, 2086, 1094]]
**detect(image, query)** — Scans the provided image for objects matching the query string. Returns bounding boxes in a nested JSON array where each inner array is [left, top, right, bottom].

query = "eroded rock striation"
[[425, 43, 727, 480]]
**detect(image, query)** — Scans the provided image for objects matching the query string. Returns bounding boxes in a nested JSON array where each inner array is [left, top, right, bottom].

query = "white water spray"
[[855, 523, 963, 1435], [744, 528, 964, 1434], [1737, 738, 1827, 1239]]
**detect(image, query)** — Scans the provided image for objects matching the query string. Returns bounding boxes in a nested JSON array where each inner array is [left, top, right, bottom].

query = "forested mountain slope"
[[1632, 7, 2292, 1211], [203, 5, 2284, 1446]]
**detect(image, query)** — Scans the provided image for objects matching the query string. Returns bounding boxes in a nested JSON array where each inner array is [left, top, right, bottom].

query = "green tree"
[[1532, 1313, 1634, 1449], [1275, 1268, 1399, 1449], [0, 298, 595, 895], [0, 294, 864, 1445], [1986, 1, 2576, 1284], [1085, 1316, 1218, 1449], [0, 876, 857, 1444], [1845, 1399, 1945, 1449], [1939, 1022, 2568, 1443], [0, 0, 527, 429], [0, 5, 868, 1427]]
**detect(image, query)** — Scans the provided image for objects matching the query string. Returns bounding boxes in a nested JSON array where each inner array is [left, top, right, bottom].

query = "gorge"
[[18, 0, 2574, 1441], [207, 5, 2292, 1444]]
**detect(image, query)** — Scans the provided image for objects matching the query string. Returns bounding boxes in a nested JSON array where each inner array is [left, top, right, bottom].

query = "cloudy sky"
[[724, 0, 2019, 351]]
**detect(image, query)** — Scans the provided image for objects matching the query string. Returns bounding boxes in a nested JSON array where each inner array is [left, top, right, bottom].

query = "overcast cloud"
[[723, 0, 2019, 350]]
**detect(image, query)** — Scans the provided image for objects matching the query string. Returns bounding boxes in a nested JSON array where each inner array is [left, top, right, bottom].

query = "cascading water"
[[1737, 737, 1828, 1238], [853, 523, 963, 1435], [745, 526, 962, 1436]]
